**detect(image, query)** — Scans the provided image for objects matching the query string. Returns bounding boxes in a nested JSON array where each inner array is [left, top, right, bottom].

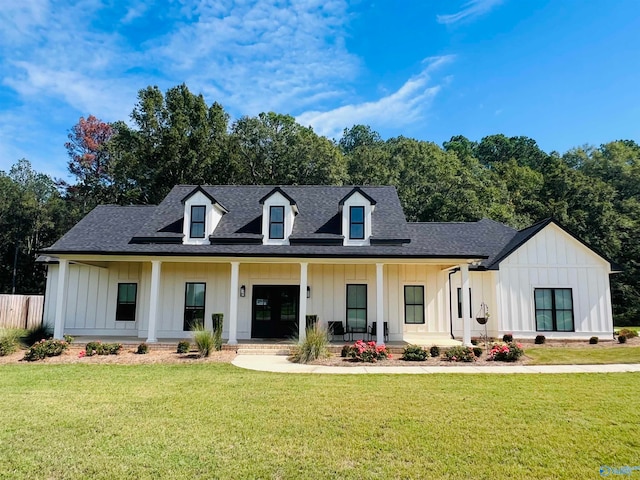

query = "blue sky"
[[1, 0, 639, 179]]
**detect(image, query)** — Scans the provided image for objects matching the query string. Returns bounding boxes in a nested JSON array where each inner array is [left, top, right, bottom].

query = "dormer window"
[[349, 206, 365, 240], [181, 186, 228, 245], [339, 187, 376, 246], [269, 206, 285, 239], [259, 187, 298, 245], [190, 206, 206, 238]]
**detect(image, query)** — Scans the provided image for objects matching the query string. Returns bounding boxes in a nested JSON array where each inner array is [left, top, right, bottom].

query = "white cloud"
[[152, 0, 359, 115], [5, 62, 136, 120], [437, 0, 503, 24], [296, 56, 454, 138]]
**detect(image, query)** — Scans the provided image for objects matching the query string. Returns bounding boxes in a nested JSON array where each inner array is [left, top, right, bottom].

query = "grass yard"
[[0, 364, 638, 479], [526, 345, 640, 365], [615, 326, 640, 333]]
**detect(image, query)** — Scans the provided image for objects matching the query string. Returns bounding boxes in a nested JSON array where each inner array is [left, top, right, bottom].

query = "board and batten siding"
[[44, 260, 455, 341], [497, 223, 614, 338], [449, 270, 499, 339], [44, 262, 141, 336]]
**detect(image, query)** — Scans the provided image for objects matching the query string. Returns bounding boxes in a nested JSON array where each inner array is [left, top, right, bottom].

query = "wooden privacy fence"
[[0, 294, 44, 329]]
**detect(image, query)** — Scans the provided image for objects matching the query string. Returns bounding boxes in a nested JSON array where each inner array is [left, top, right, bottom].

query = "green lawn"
[[526, 346, 640, 365], [0, 364, 638, 479], [615, 326, 640, 333]]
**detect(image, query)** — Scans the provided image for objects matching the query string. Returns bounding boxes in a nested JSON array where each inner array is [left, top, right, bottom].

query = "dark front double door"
[[251, 285, 300, 338]]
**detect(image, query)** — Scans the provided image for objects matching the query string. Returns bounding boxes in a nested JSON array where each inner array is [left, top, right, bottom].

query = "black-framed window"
[[116, 283, 137, 321], [269, 206, 285, 239], [184, 282, 206, 331], [346, 284, 367, 332], [349, 206, 365, 239], [535, 288, 574, 332], [457, 288, 473, 318], [404, 285, 425, 324], [190, 205, 206, 238]]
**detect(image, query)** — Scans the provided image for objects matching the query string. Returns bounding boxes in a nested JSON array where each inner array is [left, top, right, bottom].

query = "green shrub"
[[0, 337, 17, 356], [618, 335, 627, 344], [473, 346, 483, 358], [0, 329, 22, 356], [589, 336, 599, 345], [346, 340, 391, 363], [488, 342, 524, 362], [192, 324, 215, 358], [535, 335, 546, 345], [444, 346, 476, 362], [429, 345, 440, 358], [212, 313, 224, 351], [85, 341, 122, 356], [502, 333, 513, 342], [23, 339, 69, 361], [291, 324, 330, 364], [136, 343, 149, 354], [22, 323, 52, 346], [401, 344, 428, 361], [63, 334, 74, 344], [618, 328, 638, 339], [177, 340, 190, 354]]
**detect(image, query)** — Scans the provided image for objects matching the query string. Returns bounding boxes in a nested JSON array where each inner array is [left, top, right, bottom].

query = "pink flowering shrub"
[[488, 342, 524, 362], [23, 339, 69, 361], [443, 346, 476, 362], [347, 340, 391, 363]]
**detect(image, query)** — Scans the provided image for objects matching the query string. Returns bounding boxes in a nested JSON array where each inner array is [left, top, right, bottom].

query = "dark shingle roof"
[[131, 185, 412, 245], [408, 219, 517, 264], [45, 186, 612, 266]]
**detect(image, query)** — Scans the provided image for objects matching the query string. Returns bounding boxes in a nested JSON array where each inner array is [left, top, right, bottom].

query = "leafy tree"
[[475, 134, 548, 170], [0, 160, 68, 294], [109, 84, 231, 204], [229, 112, 346, 185]]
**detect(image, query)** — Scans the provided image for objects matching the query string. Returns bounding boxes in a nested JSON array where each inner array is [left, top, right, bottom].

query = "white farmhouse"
[[40, 185, 617, 345]]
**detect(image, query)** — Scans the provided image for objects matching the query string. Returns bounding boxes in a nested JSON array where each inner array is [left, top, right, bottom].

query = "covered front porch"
[[48, 255, 480, 346]]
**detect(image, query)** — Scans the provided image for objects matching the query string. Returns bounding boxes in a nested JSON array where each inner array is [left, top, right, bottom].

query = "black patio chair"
[[368, 322, 389, 342], [328, 321, 346, 342]]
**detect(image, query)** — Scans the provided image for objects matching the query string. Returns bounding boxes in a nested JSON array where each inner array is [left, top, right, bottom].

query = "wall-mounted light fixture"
[[240, 285, 246, 297], [306, 286, 311, 298]]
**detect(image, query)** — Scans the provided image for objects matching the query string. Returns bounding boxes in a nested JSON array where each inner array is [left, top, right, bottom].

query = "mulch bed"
[[0, 345, 236, 365]]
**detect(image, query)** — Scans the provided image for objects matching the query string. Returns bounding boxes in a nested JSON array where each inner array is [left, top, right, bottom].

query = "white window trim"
[[341, 191, 374, 246], [261, 192, 296, 245]]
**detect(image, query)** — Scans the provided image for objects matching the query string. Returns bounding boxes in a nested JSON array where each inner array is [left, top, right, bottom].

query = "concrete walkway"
[[232, 354, 640, 374]]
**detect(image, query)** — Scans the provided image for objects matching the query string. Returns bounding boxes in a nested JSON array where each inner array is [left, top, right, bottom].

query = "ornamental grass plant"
[[291, 324, 330, 364], [192, 323, 215, 358], [0, 328, 22, 356]]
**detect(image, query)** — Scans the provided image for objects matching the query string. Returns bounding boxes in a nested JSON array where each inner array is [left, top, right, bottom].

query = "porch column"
[[298, 262, 308, 341], [228, 261, 239, 345], [376, 263, 385, 345], [53, 259, 69, 339], [460, 263, 472, 346], [146, 260, 161, 343]]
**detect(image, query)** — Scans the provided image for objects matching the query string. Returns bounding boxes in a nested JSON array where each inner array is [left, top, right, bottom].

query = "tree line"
[[1, 84, 638, 325]]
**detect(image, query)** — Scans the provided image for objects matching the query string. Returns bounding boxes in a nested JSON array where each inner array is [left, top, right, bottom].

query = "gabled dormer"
[[339, 187, 376, 246], [259, 187, 298, 245], [182, 186, 228, 245]]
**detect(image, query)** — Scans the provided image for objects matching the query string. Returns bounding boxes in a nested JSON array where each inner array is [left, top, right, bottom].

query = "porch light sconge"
[[240, 285, 246, 297], [307, 286, 311, 298]]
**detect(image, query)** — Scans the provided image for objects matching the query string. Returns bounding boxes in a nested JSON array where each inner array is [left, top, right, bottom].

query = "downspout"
[[448, 268, 460, 340]]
